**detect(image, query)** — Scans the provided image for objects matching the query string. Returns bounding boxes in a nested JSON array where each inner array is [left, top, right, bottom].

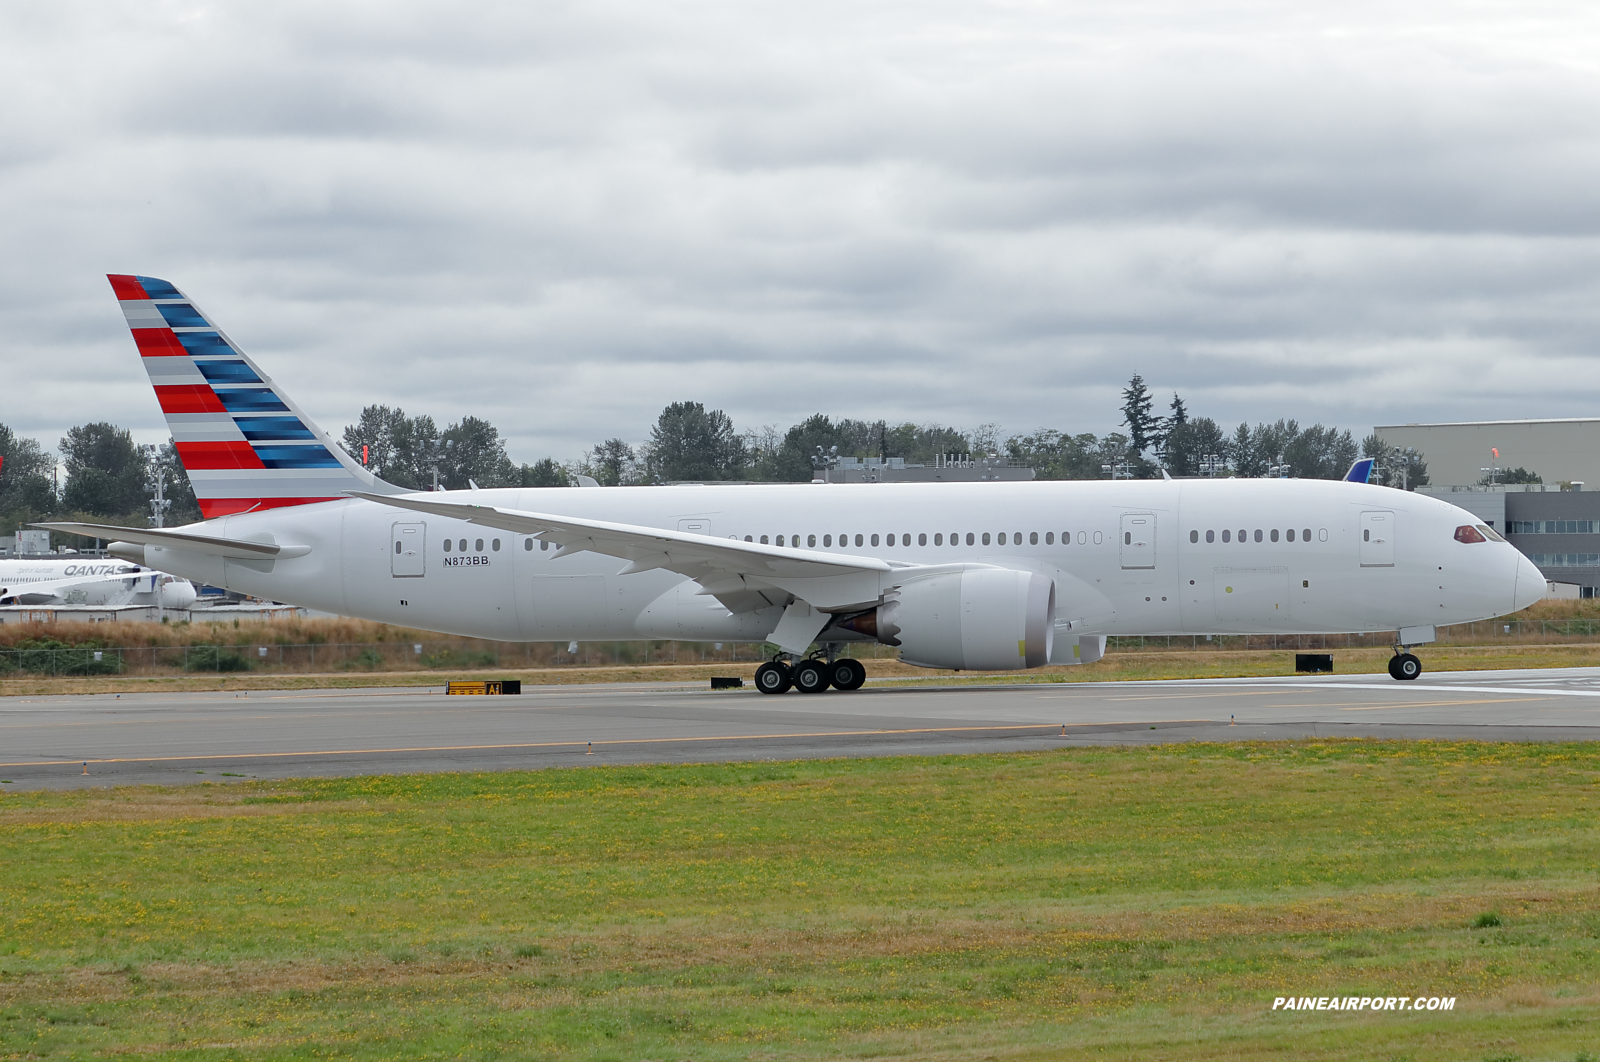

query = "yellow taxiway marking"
[[0, 720, 1214, 768]]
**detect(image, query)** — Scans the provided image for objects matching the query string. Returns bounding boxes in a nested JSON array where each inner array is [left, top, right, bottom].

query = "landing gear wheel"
[[828, 657, 867, 691], [1389, 653, 1422, 681], [755, 661, 792, 694], [792, 659, 831, 694]]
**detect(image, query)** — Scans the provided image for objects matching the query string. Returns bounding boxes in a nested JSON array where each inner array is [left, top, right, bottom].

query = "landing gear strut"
[[1388, 651, 1422, 681]]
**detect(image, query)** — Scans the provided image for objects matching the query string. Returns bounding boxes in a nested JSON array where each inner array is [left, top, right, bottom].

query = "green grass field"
[[3, 743, 1599, 1060]]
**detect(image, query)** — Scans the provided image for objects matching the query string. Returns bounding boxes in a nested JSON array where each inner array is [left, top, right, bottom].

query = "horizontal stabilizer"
[[30, 521, 308, 561]]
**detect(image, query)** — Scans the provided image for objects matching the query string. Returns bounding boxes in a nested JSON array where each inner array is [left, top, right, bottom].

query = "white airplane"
[[0, 556, 197, 609], [37, 275, 1545, 689]]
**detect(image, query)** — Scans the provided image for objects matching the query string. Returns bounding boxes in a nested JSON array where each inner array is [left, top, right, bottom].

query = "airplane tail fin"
[[108, 274, 404, 520], [1344, 458, 1376, 484]]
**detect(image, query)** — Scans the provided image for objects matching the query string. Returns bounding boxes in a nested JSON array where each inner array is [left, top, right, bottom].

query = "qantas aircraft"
[[38, 275, 1545, 690], [0, 556, 196, 609]]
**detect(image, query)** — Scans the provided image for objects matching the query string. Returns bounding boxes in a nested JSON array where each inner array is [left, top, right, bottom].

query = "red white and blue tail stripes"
[[110, 274, 396, 519]]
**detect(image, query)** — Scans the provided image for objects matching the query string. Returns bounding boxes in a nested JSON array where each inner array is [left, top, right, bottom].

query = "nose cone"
[[1512, 551, 1545, 613]]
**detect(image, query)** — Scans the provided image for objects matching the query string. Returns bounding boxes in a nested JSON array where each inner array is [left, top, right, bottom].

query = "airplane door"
[[1120, 513, 1155, 569], [392, 522, 425, 577], [1359, 511, 1395, 568]]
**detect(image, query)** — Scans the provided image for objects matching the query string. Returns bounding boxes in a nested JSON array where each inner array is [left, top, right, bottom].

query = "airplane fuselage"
[[133, 476, 1540, 649]]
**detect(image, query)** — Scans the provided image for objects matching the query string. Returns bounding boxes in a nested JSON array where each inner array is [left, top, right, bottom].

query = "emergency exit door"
[[1359, 511, 1394, 568], [1120, 513, 1156, 569], [392, 522, 425, 577]]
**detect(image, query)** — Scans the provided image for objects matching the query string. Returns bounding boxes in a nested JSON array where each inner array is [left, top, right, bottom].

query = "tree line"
[[0, 421, 200, 536], [1, 381, 1428, 536]]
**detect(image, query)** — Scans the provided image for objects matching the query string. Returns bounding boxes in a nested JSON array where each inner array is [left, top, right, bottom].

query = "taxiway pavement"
[[4, 667, 1600, 789]]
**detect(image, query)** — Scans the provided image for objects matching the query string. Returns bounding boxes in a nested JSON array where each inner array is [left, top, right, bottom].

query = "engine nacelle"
[[874, 566, 1055, 671]]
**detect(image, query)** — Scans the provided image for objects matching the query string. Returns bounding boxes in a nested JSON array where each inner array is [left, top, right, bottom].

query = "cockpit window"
[[1454, 525, 1487, 544], [1477, 524, 1506, 542]]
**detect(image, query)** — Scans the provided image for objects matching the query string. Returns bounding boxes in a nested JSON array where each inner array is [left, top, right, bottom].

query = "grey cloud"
[[5, 1, 1600, 468]]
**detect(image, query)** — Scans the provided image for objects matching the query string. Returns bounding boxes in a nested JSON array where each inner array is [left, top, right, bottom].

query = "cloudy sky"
[[4, 1, 1600, 465]]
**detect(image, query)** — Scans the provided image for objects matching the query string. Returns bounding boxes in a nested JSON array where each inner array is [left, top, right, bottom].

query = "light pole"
[[140, 444, 170, 528]]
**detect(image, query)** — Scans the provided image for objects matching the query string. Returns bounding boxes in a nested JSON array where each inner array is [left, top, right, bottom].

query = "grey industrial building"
[[1383, 418, 1600, 596]]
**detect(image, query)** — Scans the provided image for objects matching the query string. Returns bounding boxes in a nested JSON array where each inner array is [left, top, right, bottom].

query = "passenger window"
[[887, 534, 895, 546], [871, 534, 880, 546], [967, 532, 975, 545], [744, 535, 753, 542], [998, 532, 1007, 545], [1270, 529, 1279, 543], [1253, 530, 1262, 543], [1222, 530, 1230, 543], [459, 539, 468, 552], [1303, 528, 1311, 541], [1013, 531, 1021, 543], [1045, 532, 1054, 545], [492, 538, 501, 551], [982, 532, 991, 545], [1093, 531, 1102, 544], [919, 533, 928, 546], [1206, 530, 1215, 543], [1236, 529, 1245, 542], [1189, 530, 1198, 543], [1079, 531, 1088, 544], [541, 540, 549, 551], [808, 534, 816, 547], [524, 538, 533, 551], [1029, 531, 1038, 545], [444, 539, 452, 552], [934, 533, 942, 545], [760, 535, 769, 544], [473, 539, 482, 552], [824, 534, 832, 547], [1319, 528, 1328, 542], [1286, 528, 1295, 542], [856, 534, 864, 547]]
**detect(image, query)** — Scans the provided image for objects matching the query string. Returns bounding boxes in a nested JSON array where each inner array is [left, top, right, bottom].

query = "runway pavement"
[[4, 666, 1600, 789]]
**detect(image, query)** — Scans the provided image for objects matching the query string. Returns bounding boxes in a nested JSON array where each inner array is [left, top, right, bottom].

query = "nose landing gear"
[[1388, 651, 1422, 681]]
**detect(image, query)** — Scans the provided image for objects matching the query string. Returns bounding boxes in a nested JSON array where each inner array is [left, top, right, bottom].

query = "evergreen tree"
[[0, 422, 57, 524], [520, 458, 570, 487], [439, 416, 519, 489], [59, 422, 145, 518], [584, 439, 638, 486], [647, 402, 746, 481], [1120, 374, 1158, 458]]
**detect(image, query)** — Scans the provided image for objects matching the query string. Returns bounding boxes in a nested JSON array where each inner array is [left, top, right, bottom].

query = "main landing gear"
[[754, 650, 867, 695], [1388, 651, 1423, 681]]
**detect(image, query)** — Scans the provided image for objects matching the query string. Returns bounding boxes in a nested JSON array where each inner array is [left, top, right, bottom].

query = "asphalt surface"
[[4, 667, 1600, 789]]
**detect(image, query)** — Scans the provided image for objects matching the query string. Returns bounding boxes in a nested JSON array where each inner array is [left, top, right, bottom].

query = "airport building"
[[1378, 419, 1600, 596]]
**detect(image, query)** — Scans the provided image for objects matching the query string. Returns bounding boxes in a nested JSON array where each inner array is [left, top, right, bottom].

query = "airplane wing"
[[346, 491, 895, 613], [29, 522, 310, 561]]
